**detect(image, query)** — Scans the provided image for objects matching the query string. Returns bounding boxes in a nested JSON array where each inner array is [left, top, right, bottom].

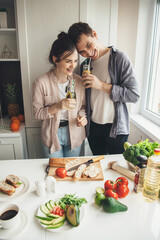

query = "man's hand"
[[76, 116, 87, 127], [82, 73, 112, 94], [82, 73, 102, 90]]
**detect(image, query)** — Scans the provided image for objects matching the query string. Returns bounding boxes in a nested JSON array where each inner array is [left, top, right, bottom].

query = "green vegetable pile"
[[123, 139, 159, 166], [58, 194, 87, 210]]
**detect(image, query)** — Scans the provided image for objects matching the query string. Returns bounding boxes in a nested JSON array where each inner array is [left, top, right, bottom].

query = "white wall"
[[116, 0, 158, 144], [128, 122, 154, 145], [116, 0, 139, 66]]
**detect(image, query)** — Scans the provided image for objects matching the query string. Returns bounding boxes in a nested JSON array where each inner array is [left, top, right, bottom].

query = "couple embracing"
[[32, 22, 139, 158]]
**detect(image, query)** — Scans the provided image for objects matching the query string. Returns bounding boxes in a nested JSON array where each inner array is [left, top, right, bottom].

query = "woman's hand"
[[76, 116, 87, 127], [48, 98, 76, 115], [61, 98, 77, 110]]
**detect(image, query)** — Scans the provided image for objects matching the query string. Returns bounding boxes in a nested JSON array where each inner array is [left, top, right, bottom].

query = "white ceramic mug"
[[0, 204, 20, 229], [46, 176, 56, 194]]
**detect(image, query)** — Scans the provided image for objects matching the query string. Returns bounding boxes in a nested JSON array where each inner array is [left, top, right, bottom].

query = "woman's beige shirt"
[[32, 70, 86, 153]]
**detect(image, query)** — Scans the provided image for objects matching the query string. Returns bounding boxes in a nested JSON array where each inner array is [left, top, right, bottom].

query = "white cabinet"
[[0, 123, 28, 160], [26, 127, 42, 159]]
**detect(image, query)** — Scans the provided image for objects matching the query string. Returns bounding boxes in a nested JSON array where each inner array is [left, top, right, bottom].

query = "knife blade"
[[67, 155, 104, 172]]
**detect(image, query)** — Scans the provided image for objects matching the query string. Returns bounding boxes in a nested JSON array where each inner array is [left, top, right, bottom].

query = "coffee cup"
[[0, 204, 20, 229]]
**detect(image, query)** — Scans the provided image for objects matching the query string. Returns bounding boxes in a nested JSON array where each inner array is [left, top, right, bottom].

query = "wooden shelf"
[[0, 59, 19, 61], [0, 28, 16, 32]]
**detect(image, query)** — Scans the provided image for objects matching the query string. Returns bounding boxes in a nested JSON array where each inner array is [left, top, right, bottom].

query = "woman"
[[32, 32, 87, 157]]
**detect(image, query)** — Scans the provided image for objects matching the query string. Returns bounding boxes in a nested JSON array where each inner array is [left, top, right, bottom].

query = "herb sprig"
[[58, 194, 87, 210]]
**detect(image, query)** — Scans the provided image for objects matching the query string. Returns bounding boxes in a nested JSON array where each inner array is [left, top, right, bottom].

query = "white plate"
[[36, 198, 85, 232], [0, 210, 28, 239], [0, 176, 30, 201]]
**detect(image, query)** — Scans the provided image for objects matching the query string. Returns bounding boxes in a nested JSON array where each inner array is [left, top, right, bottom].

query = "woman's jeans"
[[42, 125, 82, 158]]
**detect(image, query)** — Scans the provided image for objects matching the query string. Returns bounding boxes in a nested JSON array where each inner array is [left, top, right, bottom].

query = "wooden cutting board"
[[48, 157, 104, 181]]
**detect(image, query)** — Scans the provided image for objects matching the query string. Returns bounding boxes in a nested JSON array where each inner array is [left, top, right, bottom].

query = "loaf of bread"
[[65, 159, 88, 171], [49, 158, 69, 168]]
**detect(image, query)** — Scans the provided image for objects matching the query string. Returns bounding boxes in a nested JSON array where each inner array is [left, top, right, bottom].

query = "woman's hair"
[[68, 22, 93, 45], [49, 32, 76, 66]]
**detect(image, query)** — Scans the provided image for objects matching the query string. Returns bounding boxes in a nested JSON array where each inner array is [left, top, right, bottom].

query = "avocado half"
[[66, 204, 80, 227]]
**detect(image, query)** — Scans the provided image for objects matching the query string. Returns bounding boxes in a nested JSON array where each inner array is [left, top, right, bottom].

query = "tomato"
[[55, 207, 60, 215], [52, 206, 65, 216], [59, 209, 65, 216], [104, 180, 117, 191], [104, 189, 118, 200], [116, 184, 129, 198], [55, 168, 67, 178], [116, 177, 128, 187]]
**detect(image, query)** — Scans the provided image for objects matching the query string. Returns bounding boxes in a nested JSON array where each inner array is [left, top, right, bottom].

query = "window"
[[142, 0, 160, 126]]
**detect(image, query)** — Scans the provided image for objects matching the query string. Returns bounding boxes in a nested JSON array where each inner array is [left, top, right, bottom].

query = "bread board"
[[48, 157, 104, 181]]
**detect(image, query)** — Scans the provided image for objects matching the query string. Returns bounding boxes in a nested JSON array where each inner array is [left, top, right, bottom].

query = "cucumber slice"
[[40, 205, 50, 214], [46, 221, 65, 229], [45, 202, 53, 211], [41, 215, 65, 226], [40, 218, 56, 225], [35, 215, 53, 221], [47, 213, 59, 218], [49, 200, 55, 209], [54, 201, 60, 206]]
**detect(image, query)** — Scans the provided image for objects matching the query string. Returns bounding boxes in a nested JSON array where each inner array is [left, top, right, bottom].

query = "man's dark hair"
[[68, 22, 93, 44]]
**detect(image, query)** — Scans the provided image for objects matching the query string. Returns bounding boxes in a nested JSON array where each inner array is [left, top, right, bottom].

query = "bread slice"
[[6, 175, 20, 188], [83, 165, 101, 178], [73, 164, 87, 181], [0, 181, 15, 195], [66, 169, 76, 177]]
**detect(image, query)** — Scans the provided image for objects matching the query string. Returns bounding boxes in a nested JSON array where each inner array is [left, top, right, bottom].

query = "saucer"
[[0, 210, 28, 239]]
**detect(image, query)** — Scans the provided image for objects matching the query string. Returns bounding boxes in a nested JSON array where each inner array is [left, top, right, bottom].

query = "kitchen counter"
[[0, 155, 160, 240]]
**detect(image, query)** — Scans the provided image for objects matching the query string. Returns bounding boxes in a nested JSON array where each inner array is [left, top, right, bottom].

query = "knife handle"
[[90, 155, 105, 163]]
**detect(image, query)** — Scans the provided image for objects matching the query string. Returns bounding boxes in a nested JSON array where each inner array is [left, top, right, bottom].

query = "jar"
[[142, 148, 160, 201]]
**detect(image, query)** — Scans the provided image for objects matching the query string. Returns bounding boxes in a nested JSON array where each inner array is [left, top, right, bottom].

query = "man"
[[68, 22, 139, 155]]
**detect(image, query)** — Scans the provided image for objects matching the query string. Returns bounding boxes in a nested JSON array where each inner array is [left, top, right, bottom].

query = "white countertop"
[[0, 155, 160, 240]]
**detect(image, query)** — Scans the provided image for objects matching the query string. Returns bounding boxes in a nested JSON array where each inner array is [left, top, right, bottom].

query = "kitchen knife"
[[67, 155, 104, 172]]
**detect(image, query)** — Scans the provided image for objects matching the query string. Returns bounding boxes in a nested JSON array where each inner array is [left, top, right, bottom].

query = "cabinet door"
[[26, 127, 43, 159], [0, 144, 15, 160], [0, 136, 25, 160]]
